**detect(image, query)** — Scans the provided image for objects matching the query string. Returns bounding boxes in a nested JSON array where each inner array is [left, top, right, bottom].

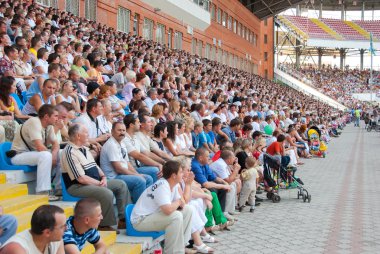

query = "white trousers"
[[11, 151, 52, 193], [225, 182, 237, 213], [134, 205, 192, 254], [189, 198, 207, 233]]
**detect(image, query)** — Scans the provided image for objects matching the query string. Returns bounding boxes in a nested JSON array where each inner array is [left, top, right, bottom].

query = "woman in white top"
[[175, 156, 216, 253], [34, 48, 49, 75], [56, 80, 81, 113], [164, 121, 194, 157], [181, 117, 196, 152]]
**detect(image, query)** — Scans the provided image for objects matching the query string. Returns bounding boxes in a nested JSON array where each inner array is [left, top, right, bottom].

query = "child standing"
[[238, 157, 261, 213]]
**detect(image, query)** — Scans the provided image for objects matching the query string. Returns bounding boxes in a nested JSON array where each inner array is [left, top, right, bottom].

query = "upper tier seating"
[[353, 20, 380, 40], [320, 18, 367, 40], [282, 15, 334, 39]]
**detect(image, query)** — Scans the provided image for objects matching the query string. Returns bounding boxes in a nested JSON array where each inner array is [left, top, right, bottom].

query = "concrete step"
[[0, 195, 48, 215], [108, 243, 142, 254], [0, 170, 36, 184], [81, 231, 117, 254], [15, 205, 74, 233], [117, 233, 163, 252], [0, 184, 28, 201], [0, 173, 6, 184]]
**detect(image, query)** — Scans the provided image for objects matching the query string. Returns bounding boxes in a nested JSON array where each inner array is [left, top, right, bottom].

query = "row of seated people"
[[0, 102, 347, 253]]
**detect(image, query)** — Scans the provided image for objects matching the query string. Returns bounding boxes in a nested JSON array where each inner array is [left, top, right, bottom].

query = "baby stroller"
[[263, 154, 311, 203]]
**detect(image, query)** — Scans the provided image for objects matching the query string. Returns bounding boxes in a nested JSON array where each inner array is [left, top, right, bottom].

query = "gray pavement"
[[211, 124, 380, 254]]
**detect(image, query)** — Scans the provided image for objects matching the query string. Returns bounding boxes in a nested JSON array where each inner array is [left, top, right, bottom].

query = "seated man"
[[100, 122, 153, 203], [63, 198, 109, 254], [0, 205, 66, 254], [191, 148, 233, 230], [135, 114, 171, 162], [10, 104, 59, 201], [123, 114, 162, 182], [218, 118, 241, 144], [60, 123, 131, 233], [210, 150, 241, 219], [131, 161, 192, 254]]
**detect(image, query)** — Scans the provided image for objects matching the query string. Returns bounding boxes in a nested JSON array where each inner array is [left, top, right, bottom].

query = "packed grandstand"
[[0, 0, 376, 254]]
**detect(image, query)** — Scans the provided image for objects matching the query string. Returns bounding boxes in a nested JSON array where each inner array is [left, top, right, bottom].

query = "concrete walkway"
[[211, 124, 380, 254]]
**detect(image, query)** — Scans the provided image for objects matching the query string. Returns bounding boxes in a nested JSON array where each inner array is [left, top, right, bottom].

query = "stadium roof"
[[240, 0, 380, 20], [239, 0, 306, 20]]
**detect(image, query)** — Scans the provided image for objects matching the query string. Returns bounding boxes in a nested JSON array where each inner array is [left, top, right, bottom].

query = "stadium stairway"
[[345, 21, 371, 40], [0, 181, 142, 253], [310, 18, 344, 40]]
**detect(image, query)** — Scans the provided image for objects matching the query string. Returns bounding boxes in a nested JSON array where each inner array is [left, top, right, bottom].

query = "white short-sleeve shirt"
[[123, 133, 146, 168], [100, 136, 129, 179], [210, 158, 230, 180], [131, 179, 181, 224]]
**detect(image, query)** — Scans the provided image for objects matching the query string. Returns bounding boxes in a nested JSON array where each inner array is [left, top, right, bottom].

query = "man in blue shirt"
[[218, 118, 241, 143], [63, 198, 109, 253], [191, 148, 233, 229], [191, 148, 231, 211]]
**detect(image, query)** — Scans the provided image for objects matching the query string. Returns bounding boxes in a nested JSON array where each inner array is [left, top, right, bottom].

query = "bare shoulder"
[[0, 243, 27, 254]]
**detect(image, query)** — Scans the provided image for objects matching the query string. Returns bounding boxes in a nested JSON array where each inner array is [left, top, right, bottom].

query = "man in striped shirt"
[[60, 123, 131, 233], [63, 198, 109, 253]]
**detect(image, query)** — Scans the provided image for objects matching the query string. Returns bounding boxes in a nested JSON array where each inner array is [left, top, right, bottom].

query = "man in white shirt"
[[135, 114, 171, 162], [251, 115, 261, 133], [131, 161, 192, 254], [210, 150, 241, 219], [190, 103, 205, 123], [100, 122, 153, 203], [0, 205, 66, 254], [123, 114, 162, 183], [144, 88, 159, 112], [75, 99, 111, 147]]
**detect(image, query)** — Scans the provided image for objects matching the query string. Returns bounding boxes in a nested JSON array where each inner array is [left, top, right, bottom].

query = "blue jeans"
[[137, 166, 159, 183], [0, 215, 17, 245], [116, 174, 153, 203]]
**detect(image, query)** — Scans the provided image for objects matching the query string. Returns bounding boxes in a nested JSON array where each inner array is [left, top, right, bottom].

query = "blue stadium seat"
[[0, 142, 36, 172], [61, 176, 80, 202], [11, 93, 24, 111], [125, 204, 165, 239]]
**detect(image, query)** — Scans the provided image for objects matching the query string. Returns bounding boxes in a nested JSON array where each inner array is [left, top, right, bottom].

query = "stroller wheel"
[[303, 194, 307, 202], [267, 192, 273, 200], [308, 195, 311, 203], [272, 195, 281, 203]]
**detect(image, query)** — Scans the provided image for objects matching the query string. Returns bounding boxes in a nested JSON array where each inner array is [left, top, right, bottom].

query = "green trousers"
[[205, 192, 227, 227]]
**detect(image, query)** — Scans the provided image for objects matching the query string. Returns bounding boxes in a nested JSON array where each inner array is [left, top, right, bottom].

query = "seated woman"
[[87, 60, 105, 85], [13, 48, 35, 91], [175, 156, 216, 253], [164, 121, 194, 157], [34, 48, 49, 75], [71, 56, 90, 83], [22, 79, 57, 116], [55, 80, 80, 113], [0, 76, 31, 122]]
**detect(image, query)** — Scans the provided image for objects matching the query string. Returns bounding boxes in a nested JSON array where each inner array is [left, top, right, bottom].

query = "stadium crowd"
[[0, 1, 350, 253], [277, 62, 379, 107]]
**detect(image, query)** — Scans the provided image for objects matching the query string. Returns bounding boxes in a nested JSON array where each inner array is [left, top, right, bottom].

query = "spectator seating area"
[[0, 0, 354, 253], [279, 15, 380, 41], [277, 63, 377, 107]]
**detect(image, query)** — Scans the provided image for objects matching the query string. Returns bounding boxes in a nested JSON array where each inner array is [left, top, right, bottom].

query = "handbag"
[[6, 124, 32, 158]]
